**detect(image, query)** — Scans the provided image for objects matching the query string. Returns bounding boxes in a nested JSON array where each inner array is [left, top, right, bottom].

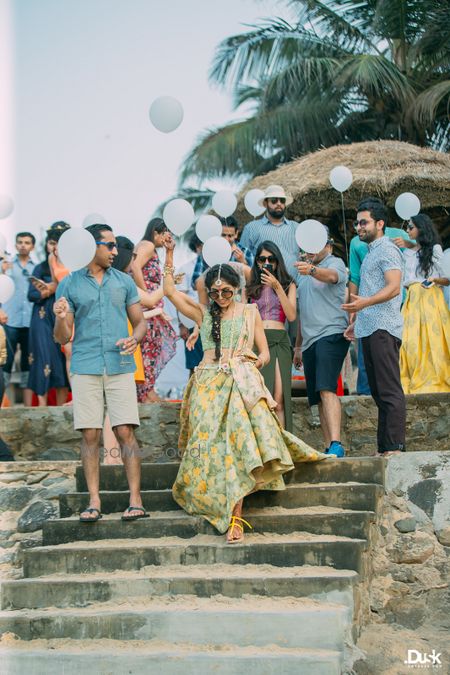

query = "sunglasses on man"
[[95, 241, 118, 251], [207, 289, 234, 300], [268, 198, 286, 205], [256, 255, 277, 264]]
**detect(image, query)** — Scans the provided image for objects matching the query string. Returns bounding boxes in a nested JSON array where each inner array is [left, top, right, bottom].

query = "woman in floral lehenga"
[[163, 238, 327, 544]]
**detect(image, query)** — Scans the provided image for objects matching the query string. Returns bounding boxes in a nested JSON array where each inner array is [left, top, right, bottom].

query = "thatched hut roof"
[[237, 141, 450, 257]]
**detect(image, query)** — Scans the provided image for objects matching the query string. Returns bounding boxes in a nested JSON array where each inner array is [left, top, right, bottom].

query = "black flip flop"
[[121, 506, 150, 522], [79, 507, 102, 523]]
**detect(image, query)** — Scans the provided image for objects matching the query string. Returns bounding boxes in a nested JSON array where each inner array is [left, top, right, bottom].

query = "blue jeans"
[[357, 338, 371, 395]]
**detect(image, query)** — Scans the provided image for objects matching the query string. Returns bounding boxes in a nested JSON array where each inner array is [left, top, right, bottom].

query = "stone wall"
[[353, 451, 450, 674], [1, 393, 449, 460], [0, 462, 76, 577]]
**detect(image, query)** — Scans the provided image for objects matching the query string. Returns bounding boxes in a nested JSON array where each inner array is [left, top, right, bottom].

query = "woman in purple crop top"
[[247, 241, 297, 431]]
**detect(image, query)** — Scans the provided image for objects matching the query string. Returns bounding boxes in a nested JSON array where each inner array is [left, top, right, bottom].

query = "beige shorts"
[[70, 373, 140, 430]]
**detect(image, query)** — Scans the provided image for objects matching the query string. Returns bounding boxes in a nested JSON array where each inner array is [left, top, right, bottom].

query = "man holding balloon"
[[53, 224, 148, 522], [294, 223, 349, 458]]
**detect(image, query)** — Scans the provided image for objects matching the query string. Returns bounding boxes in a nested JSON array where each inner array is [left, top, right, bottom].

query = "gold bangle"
[[163, 266, 175, 277]]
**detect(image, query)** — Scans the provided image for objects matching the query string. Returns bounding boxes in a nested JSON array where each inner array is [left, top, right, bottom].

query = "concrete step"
[[60, 482, 384, 517], [0, 642, 343, 675], [0, 596, 351, 650], [23, 533, 367, 577], [76, 456, 385, 492], [1, 564, 358, 610], [43, 508, 374, 545]]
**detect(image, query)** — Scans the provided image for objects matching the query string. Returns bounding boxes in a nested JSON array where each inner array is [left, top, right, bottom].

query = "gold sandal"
[[226, 516, 252, 544]]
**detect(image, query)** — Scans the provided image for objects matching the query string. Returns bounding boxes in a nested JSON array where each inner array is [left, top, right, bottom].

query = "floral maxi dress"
[[172, 304, 327, 533], [136, 254, 177, 402]]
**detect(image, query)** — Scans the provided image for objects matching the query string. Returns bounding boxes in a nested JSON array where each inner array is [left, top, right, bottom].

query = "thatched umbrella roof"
[[237, 140, 450, 257]]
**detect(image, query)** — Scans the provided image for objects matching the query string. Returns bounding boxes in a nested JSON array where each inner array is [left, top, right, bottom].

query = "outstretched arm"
[[162, 237, 203, 326]]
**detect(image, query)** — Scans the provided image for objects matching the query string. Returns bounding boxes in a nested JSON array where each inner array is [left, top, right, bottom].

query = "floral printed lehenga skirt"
[[173, 344, 327, 533]]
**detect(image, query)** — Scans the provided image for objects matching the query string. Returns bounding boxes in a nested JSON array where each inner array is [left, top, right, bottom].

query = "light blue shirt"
[[355, 236, 403, 340], [349, 227, 412, 287], [56, 267, 140, 375], [2, 256, 35, 328], [239, 215, 300, 276]]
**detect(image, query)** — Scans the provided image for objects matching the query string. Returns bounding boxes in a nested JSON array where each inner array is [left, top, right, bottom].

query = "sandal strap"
[[229, 515, 253, 531], [126, 506, 145, 512]]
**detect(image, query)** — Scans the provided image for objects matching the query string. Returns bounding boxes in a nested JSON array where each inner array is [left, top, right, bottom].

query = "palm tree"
[[180, 0, 450, 185]]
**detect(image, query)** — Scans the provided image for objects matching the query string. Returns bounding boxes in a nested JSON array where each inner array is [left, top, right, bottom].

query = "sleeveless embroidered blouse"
[[251, 286, 287, 323], [200, 310, 245, 352]]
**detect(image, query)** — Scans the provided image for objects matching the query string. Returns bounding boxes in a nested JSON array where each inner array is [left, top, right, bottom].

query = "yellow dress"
[[172, 304, 327, 533], [400, 284, 450, 394]]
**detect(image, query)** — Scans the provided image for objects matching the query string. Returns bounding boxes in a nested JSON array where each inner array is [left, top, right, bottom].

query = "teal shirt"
[[56, 267, 140, 375], [349, 227, 412, 287]]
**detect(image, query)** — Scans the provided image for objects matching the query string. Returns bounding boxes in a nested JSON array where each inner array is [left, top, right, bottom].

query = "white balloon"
[[178, 311, 196, 330], [149, 96, 184, 133], [83, 212, 107, 228], [195, 215, 222, 243], [442, 249, 450, 279], [202, 236, 232, 267], [329, 165, 353, 192], [0, 194, 14, 219], [212, 190, 237, 218], [244, 189, 265, 217], [163, 199, 195, 236], [395, 192, 421, 220], [58, 227, 97, 271], [0, 232, 7, 252], [295, 219, 328, 254], [0, 275, 14, 303]]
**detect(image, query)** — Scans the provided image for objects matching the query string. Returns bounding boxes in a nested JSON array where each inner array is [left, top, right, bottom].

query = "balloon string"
[[340, 192, 349, 263]]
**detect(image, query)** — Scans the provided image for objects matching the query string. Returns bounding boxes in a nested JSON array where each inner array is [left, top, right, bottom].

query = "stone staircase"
[[0, 457, 385, 674]]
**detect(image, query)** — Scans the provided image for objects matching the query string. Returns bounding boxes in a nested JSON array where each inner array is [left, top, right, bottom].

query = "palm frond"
[[335, 53, 415, 102], [289, 0, 380, 53], [411, 80, 450, 127], [209, 17, 350, 90], [180, 95, 347, 184]]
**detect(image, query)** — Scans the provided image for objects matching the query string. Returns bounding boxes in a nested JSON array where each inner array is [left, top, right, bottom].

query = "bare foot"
[[143, 391, 162, 404]]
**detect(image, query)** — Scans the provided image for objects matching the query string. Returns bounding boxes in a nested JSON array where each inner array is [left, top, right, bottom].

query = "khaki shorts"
[[71, 373, 140, 430]]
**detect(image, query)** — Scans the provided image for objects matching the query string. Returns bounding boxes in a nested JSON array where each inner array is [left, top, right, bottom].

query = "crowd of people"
[[0, 186, 449, 540]]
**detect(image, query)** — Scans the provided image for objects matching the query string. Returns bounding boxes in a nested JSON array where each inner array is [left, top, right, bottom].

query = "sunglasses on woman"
[[207, 289, 234, 300], [406, 222, 415, 231], [95, 241, 118, 251], [256, 255, 277, 264]]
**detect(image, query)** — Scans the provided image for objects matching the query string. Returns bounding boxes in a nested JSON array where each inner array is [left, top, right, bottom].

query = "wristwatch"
[[309, 265, 317, 276]]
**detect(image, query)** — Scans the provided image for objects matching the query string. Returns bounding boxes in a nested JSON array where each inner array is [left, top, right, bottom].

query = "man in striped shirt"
[[239, 185, 300, 278]]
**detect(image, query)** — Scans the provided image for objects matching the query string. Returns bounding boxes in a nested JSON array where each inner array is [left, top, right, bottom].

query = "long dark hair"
[[410, 214, 441, 278], [247, 240, 293, 301], [142, 217, 168, 243], [204, 264, 241, 361], [112, 236, 134, 273]]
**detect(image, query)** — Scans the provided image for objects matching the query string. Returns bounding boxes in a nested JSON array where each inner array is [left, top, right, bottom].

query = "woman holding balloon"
[[131, 218, 177, 403], [399, 214, 450, 394], [162, 235, 326, 544]]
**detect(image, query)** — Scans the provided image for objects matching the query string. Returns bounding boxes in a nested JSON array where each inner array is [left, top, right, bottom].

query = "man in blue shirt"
[[54, 224, 147, 522], [1, 232, 36, 406], [239, 185, 299, 278], [343, 198, 406, 456]]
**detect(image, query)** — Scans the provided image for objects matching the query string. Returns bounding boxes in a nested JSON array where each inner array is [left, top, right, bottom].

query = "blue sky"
[[1, 0, 289, 249]]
